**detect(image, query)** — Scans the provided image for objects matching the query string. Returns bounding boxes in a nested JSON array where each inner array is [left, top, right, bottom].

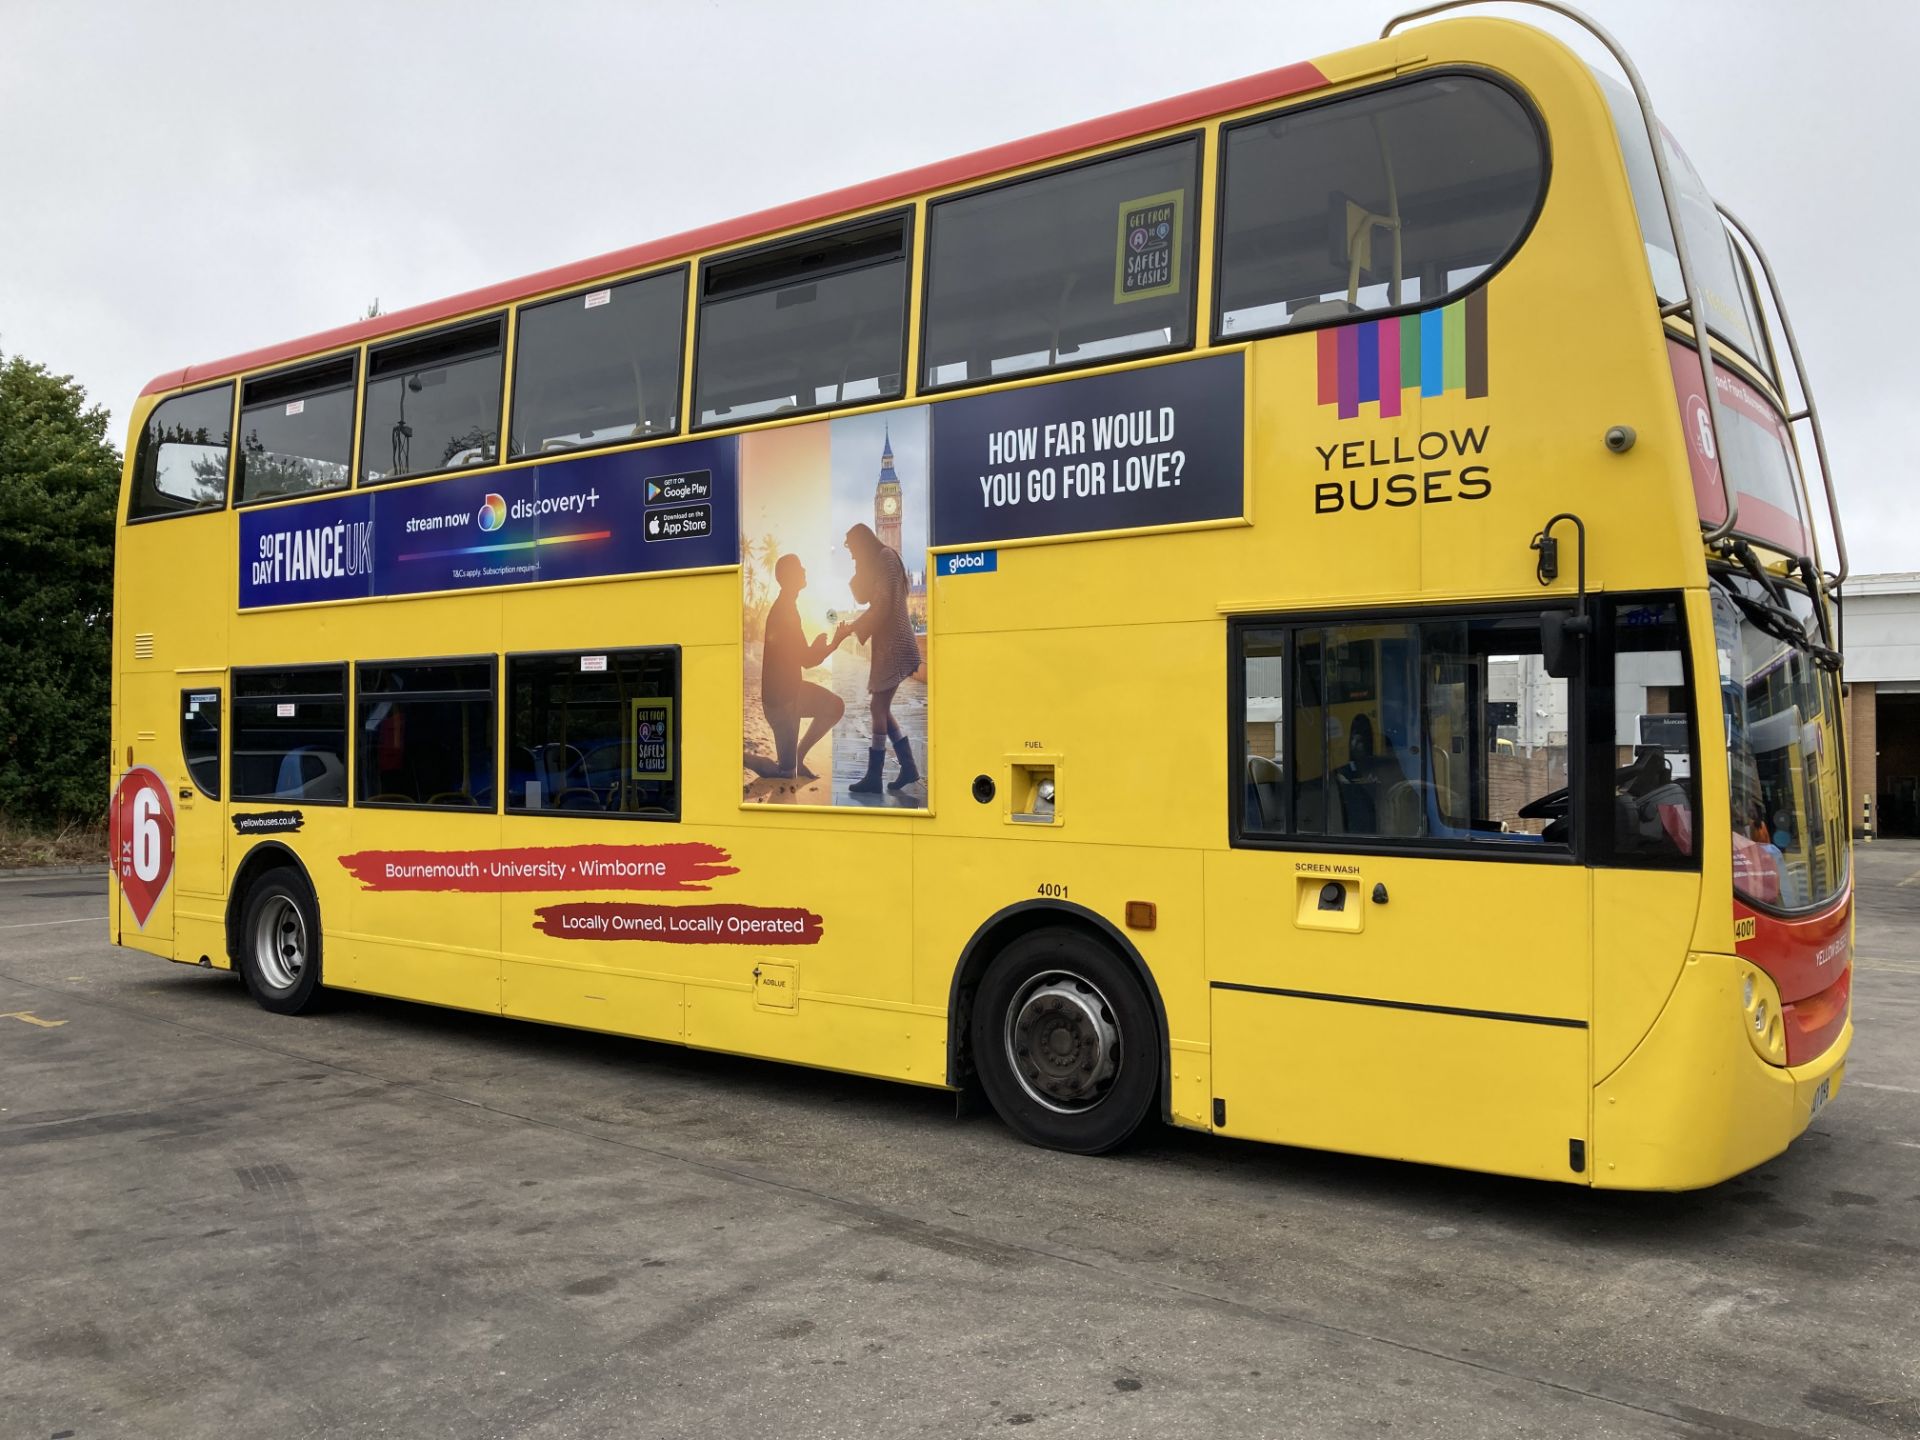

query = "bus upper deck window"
[[1216, 74, 1544, 340], [361, 316, 505, 484], [511, 270, 686, 457], [236, 354, 356, 504], [693, 215, 909, 428], [921, 136, 1200, 392], [128, 382, 233, 520]]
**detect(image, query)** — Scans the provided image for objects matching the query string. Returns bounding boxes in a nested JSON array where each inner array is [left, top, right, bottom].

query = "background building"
[[1842, 573, 1920, 836]]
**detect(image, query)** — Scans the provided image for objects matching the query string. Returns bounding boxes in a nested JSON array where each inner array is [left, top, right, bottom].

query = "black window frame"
[[353, 654, 500, 814], [229, 662, 350, 807], [234, 350, 360, 508], [691, 210, 914, 432], [508, 264, 690, 461], [126, 380, 236, 524], [1236, 624, 1291, 835], [918, 132, 1206, 398], [1227, 602, 1585, 865], [1585, 591, 1703, 874], [181, 686, 221, 800], [1211, 68, 1551, 347], [505, 645, 682, 823], [356, 314, 508, 487]]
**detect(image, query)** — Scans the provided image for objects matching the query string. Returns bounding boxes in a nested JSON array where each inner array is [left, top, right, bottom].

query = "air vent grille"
[[133, 632, 155, 660]]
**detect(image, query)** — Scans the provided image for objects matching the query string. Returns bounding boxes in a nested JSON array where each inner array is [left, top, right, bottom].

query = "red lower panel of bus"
[[1734, 891, 1851, 1064], [1781, 965, 1851, 1067]]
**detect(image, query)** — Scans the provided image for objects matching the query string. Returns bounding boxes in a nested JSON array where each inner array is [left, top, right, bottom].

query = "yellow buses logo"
[[1315, 292, 1487, 420]]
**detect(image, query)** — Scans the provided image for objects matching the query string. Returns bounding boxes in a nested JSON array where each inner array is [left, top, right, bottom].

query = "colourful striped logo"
[[1316, 291, 1488, 420]]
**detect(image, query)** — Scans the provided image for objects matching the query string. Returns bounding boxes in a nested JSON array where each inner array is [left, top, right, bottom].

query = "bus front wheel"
[[237, 869, 326, 1016], [972, 927, 1158, 1155]]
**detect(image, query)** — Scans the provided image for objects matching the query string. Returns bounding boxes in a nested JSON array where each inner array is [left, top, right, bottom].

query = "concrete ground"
[[2, 850, 1917, 1440]]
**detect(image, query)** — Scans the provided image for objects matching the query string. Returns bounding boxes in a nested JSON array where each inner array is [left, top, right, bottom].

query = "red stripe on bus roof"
[[141, 60, 1328, 398]]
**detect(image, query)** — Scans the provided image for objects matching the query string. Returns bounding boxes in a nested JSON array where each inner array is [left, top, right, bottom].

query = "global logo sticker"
[[477, 493, 507, 532]]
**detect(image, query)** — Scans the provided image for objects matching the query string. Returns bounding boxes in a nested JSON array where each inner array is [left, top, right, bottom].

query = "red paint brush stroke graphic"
[[532, 903, 823, 945], [337, 843, 738, 893]]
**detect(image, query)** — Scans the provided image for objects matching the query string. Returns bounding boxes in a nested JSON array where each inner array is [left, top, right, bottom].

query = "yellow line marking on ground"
[[1855, 1081, 1920, 1096], [0, 916, 103, 930], [1894, 869, 1920, 887], [0, 1011, 68, 1028]]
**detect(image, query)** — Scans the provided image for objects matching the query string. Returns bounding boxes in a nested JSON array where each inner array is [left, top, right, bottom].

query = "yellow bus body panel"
[[1595, 952, 1848, 1190]]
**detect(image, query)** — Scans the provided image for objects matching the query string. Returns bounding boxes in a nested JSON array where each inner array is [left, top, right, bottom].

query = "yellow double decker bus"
[[109, 4, 1851, 1188]]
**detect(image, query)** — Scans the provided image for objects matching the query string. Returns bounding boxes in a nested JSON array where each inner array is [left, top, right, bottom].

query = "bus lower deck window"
[[356, 659, 496, 810], [231, 666, 348, 804], [507, 649, 680, 820]]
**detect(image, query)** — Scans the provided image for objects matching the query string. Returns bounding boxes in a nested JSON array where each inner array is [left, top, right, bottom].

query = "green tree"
[[0, 350, 120, 823]]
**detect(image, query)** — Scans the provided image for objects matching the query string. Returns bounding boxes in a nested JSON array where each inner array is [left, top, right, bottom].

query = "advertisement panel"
[[239, 437, 739, 609], [740, 411, 929, 809], [929, 352, 1243, 547]]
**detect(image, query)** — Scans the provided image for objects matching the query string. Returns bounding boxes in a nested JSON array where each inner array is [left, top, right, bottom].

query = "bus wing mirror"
[[1533, 513, 1589, 679], [1540, 610, 1591, 680]]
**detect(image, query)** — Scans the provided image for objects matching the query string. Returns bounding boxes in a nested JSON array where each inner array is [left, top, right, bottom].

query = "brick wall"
[[1488, 747, 1568, 836], [1848, 682, 1877, 835]]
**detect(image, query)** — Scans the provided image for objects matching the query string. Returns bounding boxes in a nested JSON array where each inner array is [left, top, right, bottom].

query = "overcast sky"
[[1, 0, 1911, 574]]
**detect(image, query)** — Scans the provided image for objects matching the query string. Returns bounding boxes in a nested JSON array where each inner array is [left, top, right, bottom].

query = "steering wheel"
[[1517, 749, 1671, 821]]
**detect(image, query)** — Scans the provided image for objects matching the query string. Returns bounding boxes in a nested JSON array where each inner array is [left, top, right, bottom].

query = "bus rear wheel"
[[971, 927, 1158, 1155], [237, 869, 325, 1016]]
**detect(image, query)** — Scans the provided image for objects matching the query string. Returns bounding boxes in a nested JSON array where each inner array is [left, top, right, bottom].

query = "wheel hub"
[[253, 896, 307, 991], [1005, 972, 1121, 1113]]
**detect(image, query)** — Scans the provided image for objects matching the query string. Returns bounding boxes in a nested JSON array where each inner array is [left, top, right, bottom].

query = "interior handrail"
[[1381, 0, 1740, 542], [1716, 205, 1848, 587]]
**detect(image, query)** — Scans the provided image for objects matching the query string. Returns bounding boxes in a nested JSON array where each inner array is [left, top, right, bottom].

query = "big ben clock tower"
[[874, 427, 903, 556]]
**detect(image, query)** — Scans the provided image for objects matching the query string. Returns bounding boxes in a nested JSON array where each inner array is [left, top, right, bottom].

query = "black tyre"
[[236, 869, 325, 1015], [971, 926, 1159, 1155]]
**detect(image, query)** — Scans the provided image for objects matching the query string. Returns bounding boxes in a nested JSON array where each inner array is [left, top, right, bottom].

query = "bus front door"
[[1211, 613, 1591, 1183]]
